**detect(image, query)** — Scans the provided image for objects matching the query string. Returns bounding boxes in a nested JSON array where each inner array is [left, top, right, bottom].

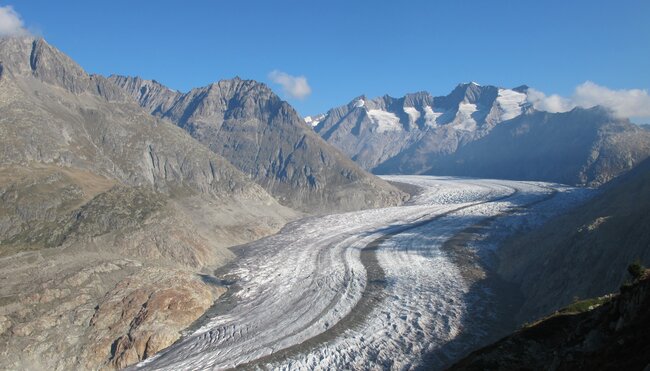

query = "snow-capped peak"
[[354, 99, 366, 108]]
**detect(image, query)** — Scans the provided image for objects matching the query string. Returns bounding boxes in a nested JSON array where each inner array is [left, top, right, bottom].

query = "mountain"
[[314, 83, 530, 171], [494, 155, 650, 324], [451, 271, 650, 370], [0, 37, 296, 370], [314, 84, 650, 186], [108, 75, 406, 213], [420, 106, 650, 185]]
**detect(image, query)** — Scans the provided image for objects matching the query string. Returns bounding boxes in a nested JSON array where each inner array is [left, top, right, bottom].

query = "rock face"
[[314, 84, 650, 186], [0, 38, 288, 205], [109, 75, 406, 213], [497, 156, 650, 324], [86, 268, 226, 370], [0, 37, 296, 370], [450, 271, 650, 370]]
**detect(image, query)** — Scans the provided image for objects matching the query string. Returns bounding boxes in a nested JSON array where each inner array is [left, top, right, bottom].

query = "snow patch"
[[403, 106, 421, 123], [367, 109, 402, 133], [496, 89, 527, 121], [304, 114, 325, 127], [354, 99, 365, 108], [453, 102, 478, 131], [423, 106, 444, 127]]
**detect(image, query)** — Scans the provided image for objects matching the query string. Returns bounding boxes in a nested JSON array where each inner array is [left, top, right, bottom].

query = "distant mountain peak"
[[313, 82, 650, 182]]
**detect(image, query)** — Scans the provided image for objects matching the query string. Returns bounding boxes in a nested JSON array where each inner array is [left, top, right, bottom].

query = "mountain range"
[[313, 83, 650, 186], [107, 75, 405, 213], [0, 36, 301, 369]]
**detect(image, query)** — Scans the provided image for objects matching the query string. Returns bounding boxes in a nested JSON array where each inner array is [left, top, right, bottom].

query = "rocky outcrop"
[[0, 255, 224, 370], [109, 75, 407, 213], [85, 268, 225, 370], [450, 271, 650, 370]]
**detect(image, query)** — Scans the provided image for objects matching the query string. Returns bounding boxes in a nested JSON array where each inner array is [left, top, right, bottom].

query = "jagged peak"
[[0, 36, 93, 94], [109, 74, 178, 93], [403, 91, 432, 98], [193, 77, 276, 100], [403, 91, 434, 107], [347, 95, 367, 109]]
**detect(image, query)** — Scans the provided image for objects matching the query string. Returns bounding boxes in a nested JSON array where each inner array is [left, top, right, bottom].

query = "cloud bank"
[[527, 82, 650, 118], [0, 5, 28, 36], [268, 70, 311, 100]]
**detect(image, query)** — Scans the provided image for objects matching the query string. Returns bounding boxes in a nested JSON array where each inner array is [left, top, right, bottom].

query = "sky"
[[2, 0, 650, 121]]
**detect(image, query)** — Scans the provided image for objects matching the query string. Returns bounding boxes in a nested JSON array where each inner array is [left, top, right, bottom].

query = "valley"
[[132, 176, 589, 370], [0, 5, 648, 367]]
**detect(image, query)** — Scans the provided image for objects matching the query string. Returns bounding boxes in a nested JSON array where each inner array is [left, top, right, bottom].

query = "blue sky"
[[5, 0, 650, 118]]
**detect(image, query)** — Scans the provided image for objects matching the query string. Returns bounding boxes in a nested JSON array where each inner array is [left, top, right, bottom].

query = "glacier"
[[133, 176, 590, 370]]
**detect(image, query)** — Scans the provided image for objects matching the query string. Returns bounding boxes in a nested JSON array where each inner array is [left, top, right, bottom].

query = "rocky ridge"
[[109, 75, 407, 213], [314, 83, 530, 172]]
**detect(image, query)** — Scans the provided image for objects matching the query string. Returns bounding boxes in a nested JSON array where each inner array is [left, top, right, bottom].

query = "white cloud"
[[0, 5, 28, 37], [573, 82, 650, 118], [527, 82, 650, 118], [268, 70, 311, 100], [526, 88, 575, 113]]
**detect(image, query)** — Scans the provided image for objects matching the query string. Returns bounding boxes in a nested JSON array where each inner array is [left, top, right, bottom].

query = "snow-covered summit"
[[312, 83, 536, 171]]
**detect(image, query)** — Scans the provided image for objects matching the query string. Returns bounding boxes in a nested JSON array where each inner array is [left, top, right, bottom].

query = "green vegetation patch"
[[559, 295, 614, 314]]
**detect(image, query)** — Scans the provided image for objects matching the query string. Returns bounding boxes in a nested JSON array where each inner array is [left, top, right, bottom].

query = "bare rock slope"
[[0, 37, 296, 370], [109, 75, 406, 213], [496, 156, 650, 324]]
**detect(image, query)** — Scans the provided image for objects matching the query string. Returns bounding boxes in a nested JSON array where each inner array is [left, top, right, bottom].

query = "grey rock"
[[0, 37, 283, 203], [109, 75, 406, 213]]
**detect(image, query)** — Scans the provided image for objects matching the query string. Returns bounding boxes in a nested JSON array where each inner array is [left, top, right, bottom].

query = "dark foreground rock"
[[450, 271, 650, 371]]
